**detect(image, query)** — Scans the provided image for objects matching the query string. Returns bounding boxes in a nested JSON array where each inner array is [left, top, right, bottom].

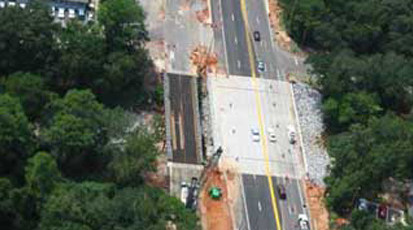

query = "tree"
[[95, 0, 152, 107], [38, 182, 199, 230], [98, 0, 148, 53], [325, 114, 413, 214], [99, 50, 151, 107], [4, 72, 55, 120], [0, 94, 34, 183], [25, 152, 61, 200], [0, 2, 57, 76], [108, 129, 159, 186], [323, 92, 382, 132], [0, 178, 16, 229], [53, 21, 106, 93], [42, 90, 108, 179]]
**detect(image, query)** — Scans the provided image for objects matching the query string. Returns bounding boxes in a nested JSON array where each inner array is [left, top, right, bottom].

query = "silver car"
[[257, 61, 265, 73]]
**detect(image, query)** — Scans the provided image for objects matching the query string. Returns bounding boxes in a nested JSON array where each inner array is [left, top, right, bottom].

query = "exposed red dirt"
[[305, 181, 330, 230]]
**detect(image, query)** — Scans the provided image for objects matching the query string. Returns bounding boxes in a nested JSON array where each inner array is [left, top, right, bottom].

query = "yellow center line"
[[239, 0, 282, 229]]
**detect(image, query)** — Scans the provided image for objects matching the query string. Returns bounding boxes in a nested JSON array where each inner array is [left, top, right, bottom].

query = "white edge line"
[[290, 83, 308, 174], [240, 176, 252, 230], [218, 0, 230, 75], [290, 83, 313, 222]]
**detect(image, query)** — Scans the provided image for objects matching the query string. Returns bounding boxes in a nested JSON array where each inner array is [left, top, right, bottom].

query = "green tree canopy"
[[323, 92, 382, 132], [0, 2, 56, 76], [42, 90, 108, 179], [4, 72, 55, 120], [325, 114, 413, 214], [38, 182, 199, 230], [25, 152, 61, 199], [108, 129, 159, 186], [53, 21, 106, 93], [98, 0, 148, 53], [0, 94, 34, 183]]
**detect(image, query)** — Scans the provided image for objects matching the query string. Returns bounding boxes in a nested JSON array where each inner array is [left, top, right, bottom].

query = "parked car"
[[253, 31, 261, 41], [57, 8, 65, 19], [68, 9, 75, 19], [251, 128, 260, 142], [378, 204, 388, 220]]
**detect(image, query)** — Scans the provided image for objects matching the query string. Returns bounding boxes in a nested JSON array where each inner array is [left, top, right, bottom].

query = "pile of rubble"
[[293, 83, 330, 186], [190, 45, 218, 75]]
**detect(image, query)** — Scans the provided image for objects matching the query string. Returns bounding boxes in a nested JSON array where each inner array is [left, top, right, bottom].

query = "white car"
[[251, 128, 260, 142], [298, 214, 310, 230], [78, 8, 85, 16], [57, 8, 65, 19], [68, 9, 75, 19], [268, 128, 276, 142], [257, 61, 265, 73], [288, 125, 296, 144]]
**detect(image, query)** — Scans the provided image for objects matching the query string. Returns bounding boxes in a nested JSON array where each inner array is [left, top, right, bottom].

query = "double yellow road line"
[[239, 0, 282, 229]]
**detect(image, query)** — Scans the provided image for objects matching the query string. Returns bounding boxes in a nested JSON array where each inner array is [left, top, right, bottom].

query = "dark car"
[[277, 184, 286, 200], [378, 204, 388, 220], [253, 31, 261, 41]]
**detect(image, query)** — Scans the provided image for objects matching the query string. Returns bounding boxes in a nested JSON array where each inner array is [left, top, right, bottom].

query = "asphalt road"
[[244, 0, 278, 79], [242, 175, 281, 230], [211, 0, 311, 229], [220, 0, 252, 76], [168, 74, 200, 164], [242, 175, 308, 230], [245, 0, 307, 80]]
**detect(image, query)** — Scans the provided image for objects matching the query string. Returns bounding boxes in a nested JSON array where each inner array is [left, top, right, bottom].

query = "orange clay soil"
[[305, 180, 330, 230]]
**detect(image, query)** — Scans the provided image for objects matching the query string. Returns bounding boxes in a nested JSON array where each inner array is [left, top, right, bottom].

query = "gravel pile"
[[293, 83, 330, 187]]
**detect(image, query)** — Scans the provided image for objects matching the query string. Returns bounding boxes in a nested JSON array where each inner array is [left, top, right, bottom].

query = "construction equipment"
[[209, 187, 222, 200]]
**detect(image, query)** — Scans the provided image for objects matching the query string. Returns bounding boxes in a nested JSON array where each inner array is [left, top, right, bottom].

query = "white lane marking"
[[294, 57, 298, 66], [231, 13, 235, 21], [235, 36, 238, 44], [240, 178, 252, 230], [256, 17, 260, 24], [218, 0, 229, 73], [258, 201, 262, 212], [237, 60, 241, 69], [296, 179, 305, 209]]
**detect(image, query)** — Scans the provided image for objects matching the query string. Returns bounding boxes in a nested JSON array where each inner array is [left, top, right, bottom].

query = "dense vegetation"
[[0, 1, 198, 229], [279, 0, 413, 228]]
